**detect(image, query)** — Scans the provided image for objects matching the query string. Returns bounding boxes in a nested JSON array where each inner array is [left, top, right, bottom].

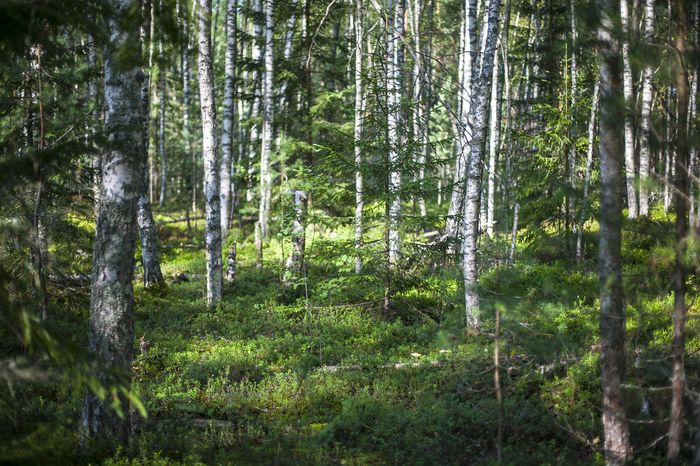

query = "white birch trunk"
[[444, 0, 477, 242], [463, 0, 500, 327], [638, 0, 654, 216], [199, 0, 223, 304], [355, 0, 364, 274], [387, 0, 405, 264], [576, 81, 600, 265], [508, 202, 519, 266], [220, 0, 236, 238], [247, 0, 263, 203], [138, 1, 164, 287], [486, 34, 500, 237], [182, 0, 195, 216], [260, 0, 274, 239], [158, 59, 167, 208], [621, 0, 638, 218], [284, 190, 307, 284], [665, 84, 673, 214], [82, 0, 142, 444]]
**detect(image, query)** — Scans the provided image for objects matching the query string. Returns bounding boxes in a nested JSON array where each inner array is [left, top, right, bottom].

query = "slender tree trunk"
[[284, 190, 307, 284], [621, 0, 638, 218], [138, 0, 164, 287], [486, 32, 500, 238], [199, 0, 223, 305], [387, 0, 405, 264], [668, 3, 689, 462], [82, 0, 142, 445], [638, 0, 654, 216], [158, 56, 167, 208], [260, 0, 274, 239], [597, 0, 632, 462], [665, 82, 674, 214], [220, 0, 237, 238], [508, 202, 519, 266], [690, 1, 699, 231], [576, 81, 600, 265], [355, 0, 364, 274], [463, 0, 500, 328]]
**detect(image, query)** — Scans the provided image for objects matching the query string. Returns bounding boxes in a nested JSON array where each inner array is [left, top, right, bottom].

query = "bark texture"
[[638, 0, 654, 216], [260, 0, 274, 239], [138, 0, 164, 287], [668, 2, 689, 462], [621, 0, 638, 218], [463, 0, 500, 327], [82, 0, 142, 445], [220, 0, 237, 238], [199, 0, 223, 305], [597, 0, 632, 462], [354, 0, 364, 274], [576, 81, 600, 265]]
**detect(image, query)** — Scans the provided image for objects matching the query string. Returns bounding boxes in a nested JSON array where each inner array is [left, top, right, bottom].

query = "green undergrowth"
[[2, 206, 699, 465]]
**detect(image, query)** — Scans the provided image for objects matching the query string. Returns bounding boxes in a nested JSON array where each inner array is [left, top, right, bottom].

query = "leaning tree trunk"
[[199, 0, 223, 305], [668, 2, 689, 463], [259, 0, 274, 239], [621, 0, 638, 219], [220, 0, 236, 238], [597, 0, 632, 462], [354, 0, 364, 274], [138, 0, 164, 287], [82, 0, 142, 445], [638, 0, 654, 217], [463, 0, 500, 328], [576, 81, 600, 265]]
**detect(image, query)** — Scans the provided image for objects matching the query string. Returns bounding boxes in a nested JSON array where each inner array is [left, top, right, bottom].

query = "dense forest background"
[[2, 0, 700, 464]]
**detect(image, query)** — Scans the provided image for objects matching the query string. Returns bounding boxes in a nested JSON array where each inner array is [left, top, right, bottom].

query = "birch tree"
[[82, 0, 142, 444], [387, 0, 404, 263], [597, 0, 632, 461], [576, 81, 599, 265], [354, 0, 364, 274], [621, 0, 638, 218], [638, 0, 654, 217], [199, 0, 223, 304], [463, 0, 500, 327], [260, 0, 274, 239], [220, 0, 237, 237], [138, 0, 164, 287]]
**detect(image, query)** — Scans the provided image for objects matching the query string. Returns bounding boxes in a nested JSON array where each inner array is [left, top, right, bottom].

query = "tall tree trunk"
[[621, 0, 638, 218], [260, 0, 274, 238], [354, 0, 364, 274], [463, 0, 500, 328], [181, 0, 195, 218], [638, 0, 654, 216], [576, 81, 600, 265], [199, 0, 223, 305], [158, 55, 167, 208], [668, 2, 689, 462], [387, 0, 405, 264], [486, 32, 501, 238], [82, 0, 142, 444], [247, 0, 263, 203], [690, 0, 699, 231], [444, 0, 477, 243], [665, 82, 674, 214], [220, 0, 237, 238], [597, 0, 632, 462], [138, 0, 164, 287]]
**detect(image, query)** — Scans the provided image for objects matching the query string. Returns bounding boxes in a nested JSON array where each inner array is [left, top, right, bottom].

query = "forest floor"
[[1, 208, 697, 465]]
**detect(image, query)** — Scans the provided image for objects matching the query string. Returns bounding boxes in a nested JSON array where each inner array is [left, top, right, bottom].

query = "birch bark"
[[260, 0, 274, 239], [82, 0, 142, 444], [138, 0, 164, 287], [486, 33, 500, 238], [220, 0, 237, 238], [199, 0, 223, 304], [638, 0, 654, 216], [621, 0, 638, 218], [576, 81, 599, 265], [463, 0, 499, 327], [597, 0, 632, 461], [355, 0, 364, 274]]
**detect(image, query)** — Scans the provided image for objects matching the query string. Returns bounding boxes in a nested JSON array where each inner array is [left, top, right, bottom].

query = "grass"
[[1, 204, 698, 465]]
